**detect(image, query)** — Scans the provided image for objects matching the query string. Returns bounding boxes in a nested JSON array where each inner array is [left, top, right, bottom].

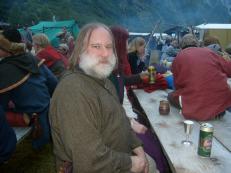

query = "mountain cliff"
[[0, 0, 230, 32]]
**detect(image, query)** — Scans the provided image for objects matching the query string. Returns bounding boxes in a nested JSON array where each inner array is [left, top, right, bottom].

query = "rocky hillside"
[[0, 0, 230, 32]]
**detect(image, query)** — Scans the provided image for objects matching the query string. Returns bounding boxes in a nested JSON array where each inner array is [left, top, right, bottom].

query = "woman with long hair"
[[128, 37, 146, 74]]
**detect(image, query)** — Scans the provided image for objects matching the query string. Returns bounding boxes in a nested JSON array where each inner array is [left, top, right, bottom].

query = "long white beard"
[[79, 52, 116, 79]]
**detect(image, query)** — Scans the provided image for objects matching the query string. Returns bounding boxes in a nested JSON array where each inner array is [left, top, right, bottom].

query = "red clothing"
[[36, 45, 68, 68], [172, 47, 231, 120], [6, 111, 27, 127], [137, 73, 168, 92], [123, 55, 132, 76]]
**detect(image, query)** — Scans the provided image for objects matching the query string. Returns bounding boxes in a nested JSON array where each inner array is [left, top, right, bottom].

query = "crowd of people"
[[1, 21, 231, 173]]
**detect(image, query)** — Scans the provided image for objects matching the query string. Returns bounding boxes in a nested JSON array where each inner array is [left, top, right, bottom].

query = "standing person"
[[58, 26, 75, 56], [110, 26, 169, 173], [109, 26, 147, 102], [32, 33, 68, 79], [110, 26, 132, 76], [128, 37, 146, 74], [168, 34, 231, 120], [49, 23, 155, 173], [21, 25, 33, 51], [0, 28, 58, 149]]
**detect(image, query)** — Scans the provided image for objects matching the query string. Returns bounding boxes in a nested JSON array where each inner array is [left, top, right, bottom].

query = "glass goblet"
[[181, 120, 194, 146]]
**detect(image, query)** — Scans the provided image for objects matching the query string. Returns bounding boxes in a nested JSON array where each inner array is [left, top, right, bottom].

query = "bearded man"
[[49, 23, 157, 173]]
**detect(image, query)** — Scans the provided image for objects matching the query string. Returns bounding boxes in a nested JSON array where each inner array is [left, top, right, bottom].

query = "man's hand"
[[131, 156, 146, 173], [130, 119, 147, 134], [130, 147, 149, 173]]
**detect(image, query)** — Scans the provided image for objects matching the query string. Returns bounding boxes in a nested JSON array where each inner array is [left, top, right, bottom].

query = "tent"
[[20, 19, 79, 47], [0, 22, 10, 30], [195, 23, 231, 48]]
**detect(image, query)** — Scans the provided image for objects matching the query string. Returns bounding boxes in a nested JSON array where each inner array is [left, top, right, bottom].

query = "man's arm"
[[40, 65, 58, 95]]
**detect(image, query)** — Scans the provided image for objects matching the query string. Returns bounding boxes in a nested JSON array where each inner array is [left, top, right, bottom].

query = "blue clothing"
[[8, 65, 57, 113], [0, 105, 16, 164], [165, 75, 175, 90], [0, 64, 57, 149]]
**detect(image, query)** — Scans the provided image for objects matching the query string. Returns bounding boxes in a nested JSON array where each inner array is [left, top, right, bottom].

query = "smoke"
[[118, 0, 230, 32]]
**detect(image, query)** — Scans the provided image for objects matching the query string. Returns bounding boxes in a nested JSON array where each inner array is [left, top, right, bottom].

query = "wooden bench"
[[13, 127, 32, 144], [133, 89, 231, 173]]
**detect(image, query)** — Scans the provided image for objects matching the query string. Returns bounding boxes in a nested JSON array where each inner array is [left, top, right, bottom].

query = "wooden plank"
[[133, 89, 231, 173], [202, 111, 231, 152], [13, 127, 32, 144]]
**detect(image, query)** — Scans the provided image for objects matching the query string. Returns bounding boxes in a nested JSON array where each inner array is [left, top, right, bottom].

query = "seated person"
[[58, 43, 70, 58], [203, 35, 230, 61], [225, 43, 231, 56], [50, 23, 153, 173], [110, 26, 170, 173], [168, 34, 231, 121], [128, 37, 146, 74], [32, 33, 68, 79], [0, 105, 17, 164], [0, 29, 58, 149], [160, 39, 179, 64]]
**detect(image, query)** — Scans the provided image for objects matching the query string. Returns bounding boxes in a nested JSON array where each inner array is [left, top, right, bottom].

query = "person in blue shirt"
[[0, 28, 58, 149]]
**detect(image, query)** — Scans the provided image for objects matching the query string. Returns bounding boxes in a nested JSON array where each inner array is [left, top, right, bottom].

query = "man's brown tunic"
[[49, 69, 142, 173]]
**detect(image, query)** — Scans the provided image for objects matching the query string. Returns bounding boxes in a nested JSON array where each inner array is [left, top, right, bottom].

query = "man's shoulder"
[[57, 70, 94, 90], [59, 70, 83, 84], [52, 71, 82, 98], [51, 71, 100, 105]]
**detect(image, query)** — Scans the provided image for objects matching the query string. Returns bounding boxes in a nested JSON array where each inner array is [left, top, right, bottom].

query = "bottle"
[[148, 66, 156, 84]]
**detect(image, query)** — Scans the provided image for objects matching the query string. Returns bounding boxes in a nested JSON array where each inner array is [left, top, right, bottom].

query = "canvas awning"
[[20, 19, 79, 47], [195, 23, 231, 48]]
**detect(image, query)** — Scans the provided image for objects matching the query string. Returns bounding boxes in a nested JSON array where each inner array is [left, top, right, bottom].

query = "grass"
[[0, 138, 56, 173]]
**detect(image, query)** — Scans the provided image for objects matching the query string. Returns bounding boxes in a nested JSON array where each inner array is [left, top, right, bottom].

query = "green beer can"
[[197, 123, 214, 157]]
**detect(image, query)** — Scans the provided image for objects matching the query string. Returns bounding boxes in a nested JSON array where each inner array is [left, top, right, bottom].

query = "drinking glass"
[[181, 120, 194, 145]]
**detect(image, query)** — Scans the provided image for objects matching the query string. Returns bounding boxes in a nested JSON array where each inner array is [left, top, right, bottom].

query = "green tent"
[[20, 19, 79, 47]]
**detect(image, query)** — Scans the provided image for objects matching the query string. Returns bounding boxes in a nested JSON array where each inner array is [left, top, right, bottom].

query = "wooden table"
[[133, 89, 231, 173], [201, 112, 231, 152]]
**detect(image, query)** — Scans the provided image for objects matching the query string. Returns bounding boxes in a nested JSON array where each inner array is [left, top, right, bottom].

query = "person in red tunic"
[[168, 34, 231, 121], [32, 33, 68, 79]]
